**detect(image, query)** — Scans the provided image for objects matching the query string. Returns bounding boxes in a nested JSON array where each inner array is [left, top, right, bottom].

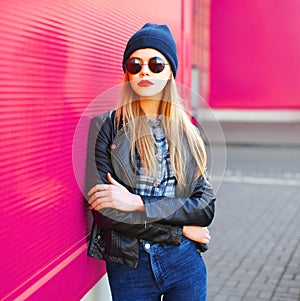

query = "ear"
[[124, 72, 129, 81]]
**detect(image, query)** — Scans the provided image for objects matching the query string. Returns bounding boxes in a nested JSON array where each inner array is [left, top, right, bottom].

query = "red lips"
[[137, 80, 154, 87]]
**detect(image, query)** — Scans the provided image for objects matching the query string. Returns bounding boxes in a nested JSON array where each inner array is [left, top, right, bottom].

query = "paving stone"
[[206, 144, 300, 301]]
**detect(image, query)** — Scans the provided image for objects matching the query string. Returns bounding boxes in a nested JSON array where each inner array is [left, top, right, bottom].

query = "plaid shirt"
[[134, 117, 176, 198]]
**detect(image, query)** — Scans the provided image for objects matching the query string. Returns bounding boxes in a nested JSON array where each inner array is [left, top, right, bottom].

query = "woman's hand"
[[88, 173, 145, 212], [183, 226, 211, 244]]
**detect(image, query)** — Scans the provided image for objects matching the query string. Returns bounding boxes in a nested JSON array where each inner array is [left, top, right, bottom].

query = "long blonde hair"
[[115, 74, 207, 189]]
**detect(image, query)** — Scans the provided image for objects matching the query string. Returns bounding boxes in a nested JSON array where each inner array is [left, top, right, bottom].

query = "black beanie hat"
[[123, 23, 178, 78]]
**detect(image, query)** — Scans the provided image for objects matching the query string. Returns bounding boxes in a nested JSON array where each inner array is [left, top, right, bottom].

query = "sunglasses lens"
[[125, 58, 142, 74], [125, 57, 166, 74], [149, 57, 165, 73]]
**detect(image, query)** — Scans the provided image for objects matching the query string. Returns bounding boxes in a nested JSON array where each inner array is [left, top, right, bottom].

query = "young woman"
[[85, 23, 216, 301]]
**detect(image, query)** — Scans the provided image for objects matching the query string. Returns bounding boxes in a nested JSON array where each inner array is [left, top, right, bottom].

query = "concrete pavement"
[[205, 121, 300, 301], [219, 121, 300, 147]]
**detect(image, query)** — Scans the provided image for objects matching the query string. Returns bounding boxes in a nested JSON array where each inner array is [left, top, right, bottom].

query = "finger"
[[92, 199, 113, 210], [203, 228, 209, 236], [88, 184, 110, 196], [88, 191, 108, 205], [107, 173, 121, 186], [89, 195, 110, 208]]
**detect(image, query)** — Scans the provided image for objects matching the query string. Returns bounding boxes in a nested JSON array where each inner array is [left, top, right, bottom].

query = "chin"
[[134, 88, 164, 99]]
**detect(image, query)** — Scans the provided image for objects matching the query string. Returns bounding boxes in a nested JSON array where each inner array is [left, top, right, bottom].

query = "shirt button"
[[156, 153, 161, 159], [144, 243, 151, 250], [153, 182, 159, 188], [110, 144, 116, 149]]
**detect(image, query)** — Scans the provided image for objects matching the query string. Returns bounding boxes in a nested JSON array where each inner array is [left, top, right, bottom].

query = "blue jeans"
[[106, 237, 207, 301]]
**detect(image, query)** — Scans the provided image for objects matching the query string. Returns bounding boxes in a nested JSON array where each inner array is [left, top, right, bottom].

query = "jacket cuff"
[[171, 226, 183, 245]]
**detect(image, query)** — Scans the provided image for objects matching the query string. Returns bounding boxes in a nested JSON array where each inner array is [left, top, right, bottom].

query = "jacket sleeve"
[[141, 125, 216, 227], [141, 175, 216, 227], [85, 114, 183, 245]]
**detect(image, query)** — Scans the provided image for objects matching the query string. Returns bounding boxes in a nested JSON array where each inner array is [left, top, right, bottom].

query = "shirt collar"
[[146, 115, 162, 128]]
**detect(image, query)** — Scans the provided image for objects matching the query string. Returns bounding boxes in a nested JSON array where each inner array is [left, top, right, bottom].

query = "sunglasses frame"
[[124, 57, 169, 75]]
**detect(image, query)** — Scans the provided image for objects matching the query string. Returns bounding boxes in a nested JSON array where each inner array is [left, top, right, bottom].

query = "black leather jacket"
[[85, 110, 216, 268]]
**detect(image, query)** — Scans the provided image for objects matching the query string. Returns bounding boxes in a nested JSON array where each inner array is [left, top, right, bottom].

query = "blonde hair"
[[115, 74, 207, 189]]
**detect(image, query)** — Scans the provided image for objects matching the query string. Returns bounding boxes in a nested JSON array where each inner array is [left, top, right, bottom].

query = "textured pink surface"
[[0, 0, 185, 300], [210, 0, 300, 108]]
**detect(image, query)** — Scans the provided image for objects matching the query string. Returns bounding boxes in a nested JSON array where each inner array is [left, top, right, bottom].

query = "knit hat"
[[123, 23, 178, 78]]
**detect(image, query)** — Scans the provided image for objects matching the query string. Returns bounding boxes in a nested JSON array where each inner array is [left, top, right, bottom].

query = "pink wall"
[[0, 0, 190, 300], [210, 0, 300, 109]]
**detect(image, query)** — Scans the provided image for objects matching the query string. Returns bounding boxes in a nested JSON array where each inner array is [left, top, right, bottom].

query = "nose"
[[139, 64, 150, 76]]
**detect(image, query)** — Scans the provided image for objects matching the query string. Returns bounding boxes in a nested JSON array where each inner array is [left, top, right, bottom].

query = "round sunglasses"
[[124, 57, 169, 74]]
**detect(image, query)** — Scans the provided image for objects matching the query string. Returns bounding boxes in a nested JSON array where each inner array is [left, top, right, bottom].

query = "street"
[[205, 144, 300, 301]]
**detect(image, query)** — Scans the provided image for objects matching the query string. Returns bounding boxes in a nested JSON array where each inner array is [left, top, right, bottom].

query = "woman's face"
[[126, 48, 172, 99]]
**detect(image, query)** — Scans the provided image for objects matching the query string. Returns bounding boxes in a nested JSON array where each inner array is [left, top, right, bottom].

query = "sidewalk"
[[219, 121, 300, 147], [205, 121, 300, 301]]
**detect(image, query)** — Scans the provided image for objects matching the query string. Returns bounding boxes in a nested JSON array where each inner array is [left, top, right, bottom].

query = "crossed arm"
[[88, 172, 213, 245], [86, 115, 215, 246]]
